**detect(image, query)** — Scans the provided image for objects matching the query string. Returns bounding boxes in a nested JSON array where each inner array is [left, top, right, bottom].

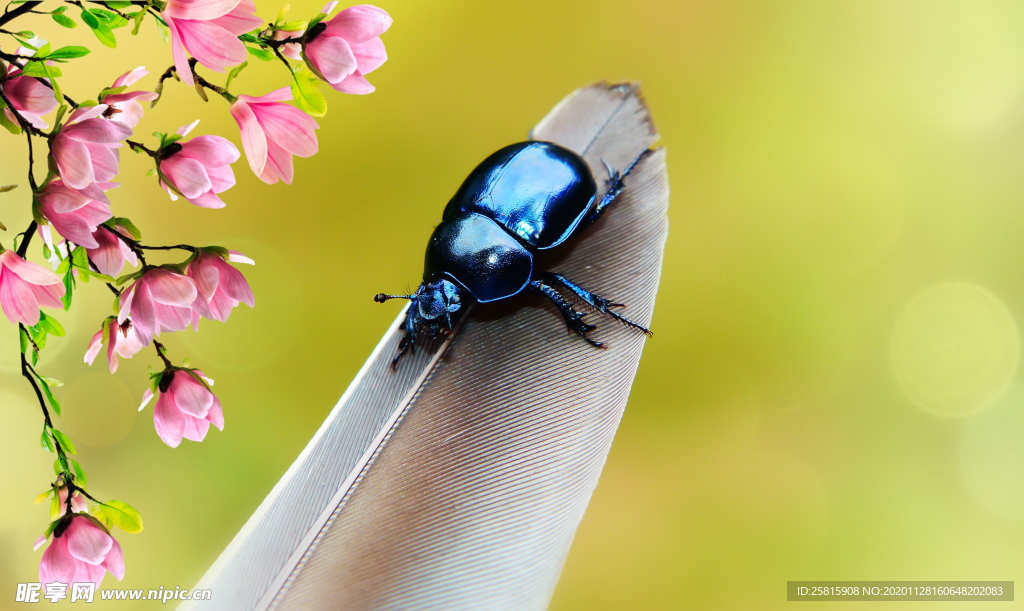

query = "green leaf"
[[46, 46, 90, 60], [307, 12, 328, 31], [114, 217, 141, 240], [20, 62, 63, 78], [115, 270, 141, 286], [81, 9, 116, 48], [51, 429, 75, 455], [19, 326, 28, 353], [78, 99, 98, 107], [225, 61, 247, 89], [52, 13, 77, 28], [53, 459, 62, 476], [0, 184, 16, 193], [40, 430, 54, 453], [36, 42, 52, 57], [146, 168, 157, 177], [290, 71, 327, 117], [39, 376, 63, 387], [277, 20, 306, 32], [86, 270, 115, 282], [276, 3, 290, 24], [247, 45, 275, 62], [70, 459, 87, 487], [37, 312, 65, 337], [99, 85, 126, 98], [105, 0, 132, 8], [50, 494, 60, 519], [72, 244, 89, 268], [53, 104, 67, 128], [61, 267, 74, 311], [98, 500, 143, 533], [33, 489, 52, 504], [0, 97, 20, 134], [131, 10, 145, 35], [156, 19, 170, 43], [92, 8, 128, 28], [40, 382, 62, 418]]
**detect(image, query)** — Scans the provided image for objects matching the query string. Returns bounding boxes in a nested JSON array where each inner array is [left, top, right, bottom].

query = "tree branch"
[[0, 1, 43, 29]]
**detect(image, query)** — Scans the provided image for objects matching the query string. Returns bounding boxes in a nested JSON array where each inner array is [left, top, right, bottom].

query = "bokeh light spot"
[[960, 384, 1024, 519], [180, 239, 306, 372], [57, 371, 137, 448], [891, 283, 1018, 417]]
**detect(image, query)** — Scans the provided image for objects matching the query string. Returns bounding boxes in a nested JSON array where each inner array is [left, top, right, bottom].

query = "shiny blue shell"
[[424, 213, 533, 302], [443, 141, 597, 250], [425, 141, 597, 302]]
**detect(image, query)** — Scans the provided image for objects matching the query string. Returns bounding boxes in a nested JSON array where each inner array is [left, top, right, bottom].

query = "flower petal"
[[161, 156, 212, 199], [163, 0, 239, 21], [165, 15, 195, 87], [0, 269, 40, 326], [169, 371, 213, 418], [251, 101, 319, 157], [323, 5, 393, 43], [206, 396, 224, 430], [350, 36, 387, 74], [179, 135, 239, 167], [261, 138, 294, 185], [53, 136, 95, 190], [306, 34, 357, 83], [328, 70, 375, 95], [153, 390, 186, 448], [100, 537, 125, 580], [39, 534, 76, 585], [182, 413, 211, 441], [175, 18, 247, 72], [145, 269, 197, 307], [85, 329, 103, 365], [209, 0, 262, 35], [65, 517, 113, 565], [230, 99, 267, 176]]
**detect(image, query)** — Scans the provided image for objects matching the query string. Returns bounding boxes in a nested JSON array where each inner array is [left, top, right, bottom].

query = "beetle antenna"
[[374, 293, 413, 303]]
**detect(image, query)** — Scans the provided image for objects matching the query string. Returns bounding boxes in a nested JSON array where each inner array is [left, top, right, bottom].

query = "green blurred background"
[[5, 0, 1024, 608]]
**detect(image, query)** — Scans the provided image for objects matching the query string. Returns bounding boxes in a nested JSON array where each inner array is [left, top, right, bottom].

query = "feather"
[[183, 82, 669, 611]]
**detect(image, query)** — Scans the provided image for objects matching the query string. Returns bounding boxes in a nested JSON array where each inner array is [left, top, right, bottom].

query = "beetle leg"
[[588, 148, 653, 224], [391, 303, 419, 369], [538, 272, 652, 336], [529, 279, 604, 347]]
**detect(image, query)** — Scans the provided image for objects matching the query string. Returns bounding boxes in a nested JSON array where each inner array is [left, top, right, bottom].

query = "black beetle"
[[375, 140, 651, 367]]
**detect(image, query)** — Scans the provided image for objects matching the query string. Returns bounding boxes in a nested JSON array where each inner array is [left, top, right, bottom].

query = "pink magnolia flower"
[[158, 123, 240, 208], [0, 58, 58, 128], [51, 105, 132, 191], [85, 317, 145, 374], [188, 250, 255, 323], [99, 67, 158, 129], [36, 180, 113, 249], [140, 369, 223, 447], [118, 268, 197, 346], [303, 4, 392, 94], [0, 250, 65, 326], [85, 225, 138, 277], [38, 516, 124, 587], [230, 89, 319, 184], [163, 0, 261, 86]]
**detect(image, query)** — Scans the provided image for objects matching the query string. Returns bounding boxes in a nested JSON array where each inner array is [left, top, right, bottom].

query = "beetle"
[[375, 140, 651, 367]]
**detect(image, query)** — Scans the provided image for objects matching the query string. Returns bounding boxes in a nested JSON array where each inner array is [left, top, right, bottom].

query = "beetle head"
[[415, 279, 463, 334], [374, 279, 464, 339]]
